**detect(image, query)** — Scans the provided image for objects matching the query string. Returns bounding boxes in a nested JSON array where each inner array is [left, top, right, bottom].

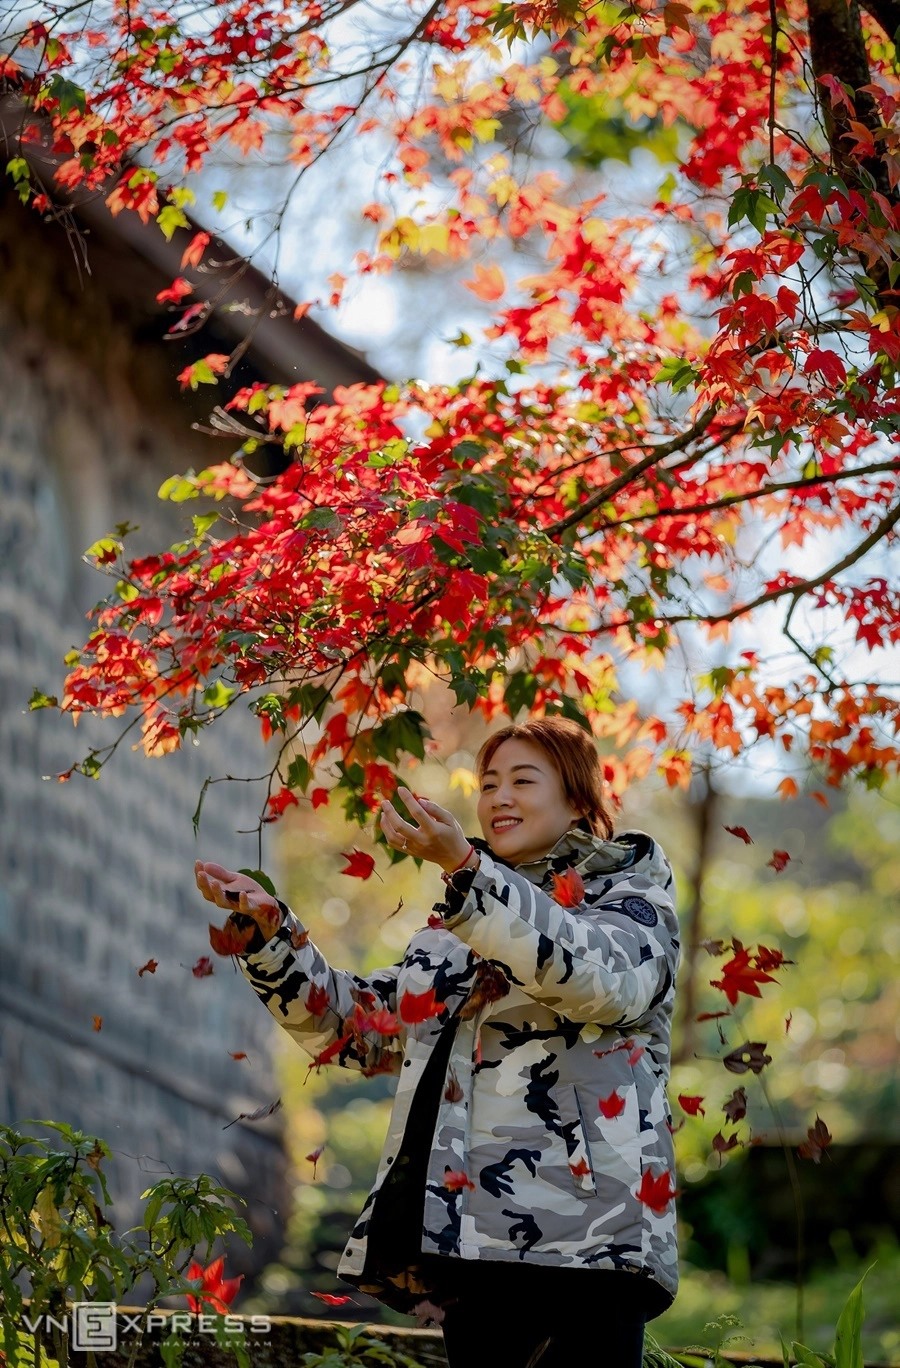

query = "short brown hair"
[[474, 717, 615, 841]]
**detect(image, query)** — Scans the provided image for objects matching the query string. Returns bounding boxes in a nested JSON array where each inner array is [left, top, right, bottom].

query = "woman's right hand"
[[195, 861, 283, 945]]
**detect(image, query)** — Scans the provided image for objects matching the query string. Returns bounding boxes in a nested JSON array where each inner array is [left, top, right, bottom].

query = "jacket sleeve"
[[439, 851, 679, 1027], [236, 900, 403, 1075]]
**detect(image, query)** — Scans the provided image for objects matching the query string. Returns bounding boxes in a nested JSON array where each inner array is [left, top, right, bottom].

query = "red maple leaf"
[[180, 230, 210, 270], [767, 849, 792, 872], [310, 1292, 354, 1306], [185, 1256, 243, 1314], [677, 1094, 706, 1116], [569, 1157, 591, 1177], [723, 825, 753, 844], [228, 1051, 248, 1061], [191, 956, 214, 978], [364, 1008, 400, 1036], [722, 1087, 748, 1123], [598, 1090, 626, 1118], [712, 1131, 742, 1155], [552, 867, 585, 907], [399, 987, 447, 1025], [138, 958, 158, 976], [635, 1168, 679, 1213], [443, 1169, 475, 1191], [753, 944, 793, 971], [709, 947, 779, 1005], [306, 1144, 325, 1178], [340, 849, 376, 879], [306, 983, 330, 1016], [696, 1010, 730, 1021]]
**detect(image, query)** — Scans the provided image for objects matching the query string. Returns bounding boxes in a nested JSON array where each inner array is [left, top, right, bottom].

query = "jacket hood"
[[470, 824, 665, 887]]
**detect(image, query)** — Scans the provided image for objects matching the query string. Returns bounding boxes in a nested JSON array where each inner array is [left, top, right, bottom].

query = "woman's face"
[[476, 737, 584, 865]]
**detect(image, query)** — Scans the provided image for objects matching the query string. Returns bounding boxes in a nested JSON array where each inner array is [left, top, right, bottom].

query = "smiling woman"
[[196, 716, 681, 1368]]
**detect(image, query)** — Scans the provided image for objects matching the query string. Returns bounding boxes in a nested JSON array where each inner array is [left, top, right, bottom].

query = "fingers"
[[199, 861, 239, 883]]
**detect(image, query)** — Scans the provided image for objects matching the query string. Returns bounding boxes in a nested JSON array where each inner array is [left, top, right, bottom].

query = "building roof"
[[0, 93, 383, 395]]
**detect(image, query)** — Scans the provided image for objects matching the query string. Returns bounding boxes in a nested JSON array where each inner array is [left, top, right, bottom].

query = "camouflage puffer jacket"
[[237, 825, 681, 1310]]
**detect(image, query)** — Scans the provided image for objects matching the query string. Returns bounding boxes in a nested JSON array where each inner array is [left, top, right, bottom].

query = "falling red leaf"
[[723, 825, 753, 844], [798, 1115, 833, 1163], [459, 962, 510, 1019], [710, 947, 779, 1005], [767, 849, 792, 872], [677, 1094, 706, 1116], [635, 1168, 679, 1213], [156, 276, 193, 304], [138, 958, 158, 976], [696, 1010, 730, 1021], [229, 1051, 249, 1061], [180, 230, 210, 270], [722, 1041, 772, 1075], [754, 944, 794, 971], [306, 1144, 325, 1178], [185, 1256, 243, 1314], [365, 1008, 400, 1036], [310, 787, 330, 809], [551, 867, 585, 907], [92, 1015, 102, 1032], [399, 987, 447, 1025], [310, 1293, 354, 1306], [569, 1157, 591, 1177], [785, 1013, 793, 1034], [722, 1087, 748, 1123], [443, 1169, 475, 1191], [627, 1044, 645, 1066], [192, 956, 215, 978], [306, 983, 330, 1016], [444, 1069, 464, 1103], [598, 1090, 626, 1119], [340, 848, 376, 880], [712, 1131, 742, 1154], [427, 913, 444, 929]]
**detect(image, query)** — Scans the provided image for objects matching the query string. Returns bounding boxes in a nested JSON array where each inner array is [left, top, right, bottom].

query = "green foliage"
[[552, 79, 681, 167], [0, 1120, 253, 1368], [301, 1323, 426, 1366]]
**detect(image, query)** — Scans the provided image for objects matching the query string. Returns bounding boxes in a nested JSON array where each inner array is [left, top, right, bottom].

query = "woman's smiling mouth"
[[492, 817, 522, 832]]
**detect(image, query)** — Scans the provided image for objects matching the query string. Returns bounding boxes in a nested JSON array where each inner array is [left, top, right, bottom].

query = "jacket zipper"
[[572, 1086, 598, 1193]]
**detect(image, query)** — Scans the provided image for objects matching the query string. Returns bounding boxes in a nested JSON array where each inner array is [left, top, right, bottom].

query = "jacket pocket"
[[556, 1084, 598, 1196]]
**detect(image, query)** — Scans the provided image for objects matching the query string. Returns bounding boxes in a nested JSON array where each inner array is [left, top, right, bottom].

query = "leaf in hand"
[[209, 920, 257, 957]]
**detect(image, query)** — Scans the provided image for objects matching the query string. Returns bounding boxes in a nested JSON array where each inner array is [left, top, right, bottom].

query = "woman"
[[195, 717, 681, 1367]]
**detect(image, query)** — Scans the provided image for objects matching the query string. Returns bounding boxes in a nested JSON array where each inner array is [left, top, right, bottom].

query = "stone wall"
[[0, 189, 293, 1290]]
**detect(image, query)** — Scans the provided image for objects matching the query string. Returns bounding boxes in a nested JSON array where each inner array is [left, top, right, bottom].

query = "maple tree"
[[2, 0, 898, 840]]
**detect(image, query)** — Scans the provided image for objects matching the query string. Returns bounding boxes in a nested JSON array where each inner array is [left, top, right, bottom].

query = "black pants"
[[439, 1262, 648, 1368]]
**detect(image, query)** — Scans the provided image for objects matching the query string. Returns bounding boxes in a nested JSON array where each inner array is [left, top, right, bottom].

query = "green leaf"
[[203, 680, 235, 709], [157, 204, 190, 241], [47, 75, 87, 116], [300, 506, 343, 532], [791, 1344, 828, 1366], [158, 473, 199, 502], [86, 536, 121, 560], [238, 868, 277, 898], [116, 580, 140, 602], [286, 754, 312, 792], [653, 357, 698, 391], [212, 190, 228, 212], [6, 157, 29, 184], [192, 511, 220, 540], [758, 162, 793, 203], [28, 688, 58, 711], [833, 1261, 874, 1368]]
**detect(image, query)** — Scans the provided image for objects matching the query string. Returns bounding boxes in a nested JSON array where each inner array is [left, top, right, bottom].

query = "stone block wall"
[[0, 191, 292, 1291]]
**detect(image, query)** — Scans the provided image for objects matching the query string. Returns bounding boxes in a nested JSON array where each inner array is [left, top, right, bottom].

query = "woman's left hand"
[[380, 786, 473, 872]]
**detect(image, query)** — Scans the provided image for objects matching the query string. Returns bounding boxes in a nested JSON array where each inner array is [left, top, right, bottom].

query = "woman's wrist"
[[440, 843, 477, 875]]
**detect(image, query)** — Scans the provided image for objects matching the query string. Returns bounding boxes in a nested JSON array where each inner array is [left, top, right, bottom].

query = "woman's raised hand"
[[195, 861, 283, 943], [379, 786, 473, 872]]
